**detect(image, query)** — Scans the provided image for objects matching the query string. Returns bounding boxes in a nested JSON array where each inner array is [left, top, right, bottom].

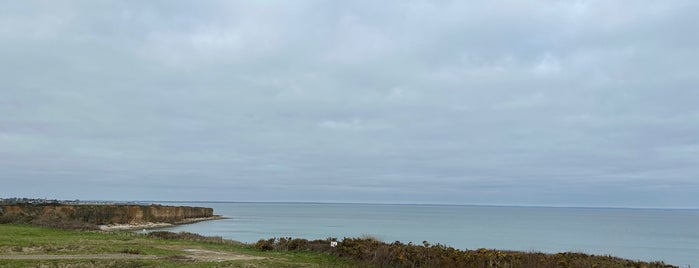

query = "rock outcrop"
[[0, 204, 214, 227]]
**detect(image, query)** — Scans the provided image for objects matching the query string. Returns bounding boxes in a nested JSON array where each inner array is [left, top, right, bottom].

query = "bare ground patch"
[[0, 245, 87, 254], [157, 245, 265, 262], [180, 248, 265, 262]]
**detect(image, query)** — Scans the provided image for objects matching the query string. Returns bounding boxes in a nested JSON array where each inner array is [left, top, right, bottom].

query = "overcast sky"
[[1, 1, 698, 208]]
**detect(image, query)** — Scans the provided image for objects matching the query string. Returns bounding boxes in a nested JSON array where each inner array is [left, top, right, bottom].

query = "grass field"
[[0, 225, 355, 267], [0, 224, 675, 268]]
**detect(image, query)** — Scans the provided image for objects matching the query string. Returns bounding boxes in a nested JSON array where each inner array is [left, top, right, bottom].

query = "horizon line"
[[131, 200, 699, 210], [4, 197, 697, 210]]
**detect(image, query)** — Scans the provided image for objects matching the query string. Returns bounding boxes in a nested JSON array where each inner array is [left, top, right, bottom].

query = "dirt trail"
[[0, 254, 158, 260], [181, 248, 265, 262], [0, 248, 264, 262]]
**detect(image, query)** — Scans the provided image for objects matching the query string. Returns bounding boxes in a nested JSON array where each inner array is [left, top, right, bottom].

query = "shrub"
[[253, 237, 334, 252], [120, 248, 143, 255], [253, 238, 276, 251]]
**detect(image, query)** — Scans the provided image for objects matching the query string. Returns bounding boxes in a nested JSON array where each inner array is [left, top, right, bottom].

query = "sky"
[[1, 1, 698, 208]]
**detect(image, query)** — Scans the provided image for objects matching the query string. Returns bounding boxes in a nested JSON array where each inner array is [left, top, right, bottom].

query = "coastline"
[[0, 224, 677, 267], [99, 215, 226, 231]]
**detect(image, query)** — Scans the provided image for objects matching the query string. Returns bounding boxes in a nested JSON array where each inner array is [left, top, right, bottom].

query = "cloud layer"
[[2, 1, 698, 207]]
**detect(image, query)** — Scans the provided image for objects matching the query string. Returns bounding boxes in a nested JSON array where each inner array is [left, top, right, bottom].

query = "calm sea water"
[[154, 202, 698, 266]]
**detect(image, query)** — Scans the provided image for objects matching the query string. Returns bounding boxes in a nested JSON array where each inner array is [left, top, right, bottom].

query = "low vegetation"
[[254, 236, 676, 268], [0, 224, 677, 267], [147, 231, 236, 245], [0, 224, 353, 267]]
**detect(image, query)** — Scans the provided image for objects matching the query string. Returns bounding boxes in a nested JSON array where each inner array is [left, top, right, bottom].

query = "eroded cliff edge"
[[0, 204, 216, 229]]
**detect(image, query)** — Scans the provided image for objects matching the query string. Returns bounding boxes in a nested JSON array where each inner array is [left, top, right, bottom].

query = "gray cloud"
[[1, 0, 698, 207]]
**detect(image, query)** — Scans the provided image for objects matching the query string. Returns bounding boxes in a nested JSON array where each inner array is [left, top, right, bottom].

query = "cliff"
[[0, 204, 214, 228]]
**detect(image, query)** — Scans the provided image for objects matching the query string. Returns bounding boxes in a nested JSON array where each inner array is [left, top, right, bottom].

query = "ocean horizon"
[[145, 201, 698, 267], [149, 200, 699, 210]]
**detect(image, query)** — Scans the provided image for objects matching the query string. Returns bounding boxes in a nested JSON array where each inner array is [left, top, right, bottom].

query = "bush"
[[120, 248, 143, 255], [253, 238, 276, 250], [253, 237, 334, 252]]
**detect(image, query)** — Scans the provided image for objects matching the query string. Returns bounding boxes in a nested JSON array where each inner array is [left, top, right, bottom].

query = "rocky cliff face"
[[0, 204, 213, 226]]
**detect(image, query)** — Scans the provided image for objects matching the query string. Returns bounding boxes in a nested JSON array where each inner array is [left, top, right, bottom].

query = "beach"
[[98, 215, 226, 231]]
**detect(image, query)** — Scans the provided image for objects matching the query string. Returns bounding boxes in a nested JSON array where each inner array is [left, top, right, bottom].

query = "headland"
[[0, 199, 223, 230]]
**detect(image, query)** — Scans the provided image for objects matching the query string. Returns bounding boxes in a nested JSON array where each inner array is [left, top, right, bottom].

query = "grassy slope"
[[0, 225, 675, 268], [0, 224, 355, 268]]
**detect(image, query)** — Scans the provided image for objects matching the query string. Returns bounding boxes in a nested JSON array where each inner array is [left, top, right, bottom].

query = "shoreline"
[[99, 215, 227, 231], [0, 224, 677, 267]]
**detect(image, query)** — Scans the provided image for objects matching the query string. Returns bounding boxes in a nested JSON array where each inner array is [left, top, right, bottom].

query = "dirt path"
[[181, 248, 265, 262], [0, 248, 264, 262], [0, 253, 159, 260]]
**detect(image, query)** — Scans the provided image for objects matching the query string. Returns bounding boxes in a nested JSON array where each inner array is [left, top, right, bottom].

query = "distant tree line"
[[0, 197, 142, 205], [0, 197, 64, 205]]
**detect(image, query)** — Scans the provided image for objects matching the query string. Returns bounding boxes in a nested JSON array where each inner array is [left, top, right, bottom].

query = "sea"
[[152, 202, 698, 267]]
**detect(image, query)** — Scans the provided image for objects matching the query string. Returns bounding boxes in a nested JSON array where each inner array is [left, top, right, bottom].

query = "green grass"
[[0, 224, 358, 268], [2, 225, 674, 268]]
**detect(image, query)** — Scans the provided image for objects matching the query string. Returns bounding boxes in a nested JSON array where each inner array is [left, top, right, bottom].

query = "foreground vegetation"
[[254, 237, 675, 268], [0, 225, 676, 268], [0, 225, 352, 267]]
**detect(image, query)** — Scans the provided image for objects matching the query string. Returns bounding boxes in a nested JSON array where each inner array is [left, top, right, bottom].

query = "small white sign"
[[330, 241, 338, 247]]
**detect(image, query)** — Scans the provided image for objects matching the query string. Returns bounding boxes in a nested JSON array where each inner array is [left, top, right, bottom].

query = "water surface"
[[154, 202, 698, 266]]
